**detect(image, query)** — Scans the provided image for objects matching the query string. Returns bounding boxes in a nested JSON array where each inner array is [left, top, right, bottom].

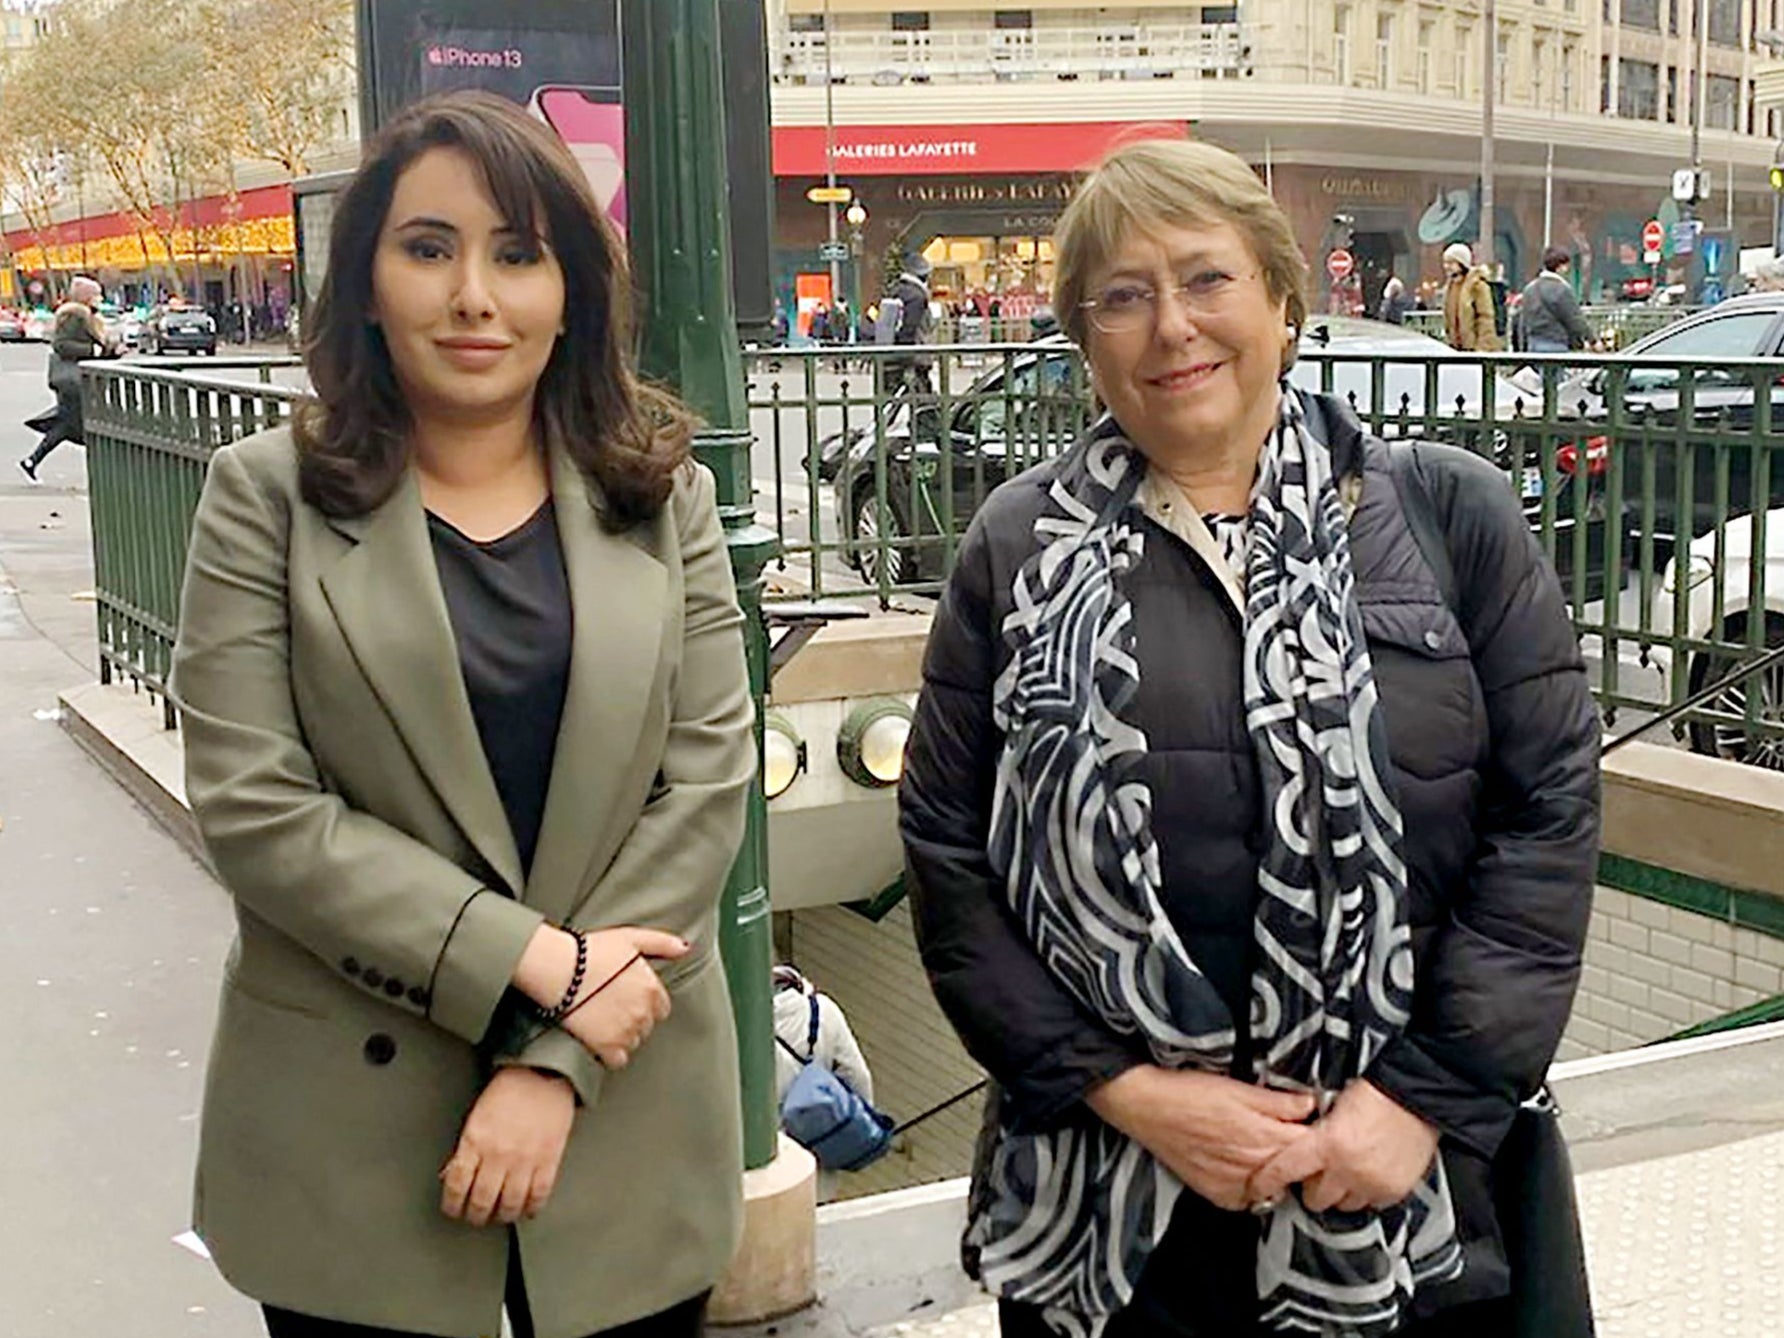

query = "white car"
[[111, 310, 145, 349], [1653, 507, 1784, 768]]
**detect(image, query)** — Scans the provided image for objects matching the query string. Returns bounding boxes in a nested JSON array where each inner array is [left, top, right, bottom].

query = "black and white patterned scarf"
[[974, 389, 1463, 1337]]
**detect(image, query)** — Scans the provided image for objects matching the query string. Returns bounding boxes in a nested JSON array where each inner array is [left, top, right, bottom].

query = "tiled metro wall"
[[1558, 886, 1784, 1060]]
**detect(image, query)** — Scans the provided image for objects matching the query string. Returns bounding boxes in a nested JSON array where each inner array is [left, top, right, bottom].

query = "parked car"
[[1653, 505, 1784, 769], [22, 308, 51, 342], [817, 319, 1611, 588], [0, 309, 25, 342], [95, 302, 145, 350], [141, 304, 218, 355], [1554, 293, 1784, 561]]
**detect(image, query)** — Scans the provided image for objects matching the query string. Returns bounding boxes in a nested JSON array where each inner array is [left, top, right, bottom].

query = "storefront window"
[[918, 232, 1056, 320]]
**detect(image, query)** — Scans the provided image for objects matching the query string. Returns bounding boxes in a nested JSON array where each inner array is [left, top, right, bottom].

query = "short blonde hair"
[[1054, 138, 1307, 359]]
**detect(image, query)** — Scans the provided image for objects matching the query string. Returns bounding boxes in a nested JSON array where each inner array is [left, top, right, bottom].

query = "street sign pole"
[[1479, 0, 1496, 270], [822, 0, 841, 307]]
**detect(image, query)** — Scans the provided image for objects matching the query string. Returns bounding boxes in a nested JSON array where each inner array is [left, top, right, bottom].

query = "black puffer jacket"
[[899, 392, 1600, 1319]]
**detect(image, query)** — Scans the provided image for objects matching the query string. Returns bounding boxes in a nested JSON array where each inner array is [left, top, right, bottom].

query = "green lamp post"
[[623, 0, 781, 1173]]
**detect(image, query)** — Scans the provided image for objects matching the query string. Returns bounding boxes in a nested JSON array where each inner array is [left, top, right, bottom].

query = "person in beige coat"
[[1440, 242, 1500, 351], [172, 92, 754, 1338]]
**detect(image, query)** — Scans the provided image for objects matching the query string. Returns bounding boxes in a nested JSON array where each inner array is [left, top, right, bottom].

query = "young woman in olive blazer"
[[171, 94, 754, 1338]]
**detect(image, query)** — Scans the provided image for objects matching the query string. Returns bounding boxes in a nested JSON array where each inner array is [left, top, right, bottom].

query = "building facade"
[[767, 0, 1784, 318], [7, 0, 1784, 319]]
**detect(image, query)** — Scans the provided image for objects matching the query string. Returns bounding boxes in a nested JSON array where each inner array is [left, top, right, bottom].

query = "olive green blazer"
[[172, 427, 753, 1338]]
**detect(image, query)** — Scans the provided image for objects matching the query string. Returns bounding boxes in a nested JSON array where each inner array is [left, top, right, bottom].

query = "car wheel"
[[848, 480, 921, 585], [1686, 612, 1784, 770]]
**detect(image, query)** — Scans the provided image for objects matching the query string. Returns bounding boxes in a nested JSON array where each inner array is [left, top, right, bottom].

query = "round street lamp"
[[845, 201, 868, 337]]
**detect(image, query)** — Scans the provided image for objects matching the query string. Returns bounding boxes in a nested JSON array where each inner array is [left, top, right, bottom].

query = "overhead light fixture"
[[763, 712, 807, 800], [837, 699, 914, 788]]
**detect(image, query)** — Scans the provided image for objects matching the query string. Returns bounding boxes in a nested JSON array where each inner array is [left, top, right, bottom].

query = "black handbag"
[[23, 406, 58, 435], [1491, 1087, 1595, 1338]]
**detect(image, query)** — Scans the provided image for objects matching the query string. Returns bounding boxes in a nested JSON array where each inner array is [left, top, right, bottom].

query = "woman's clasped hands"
[[442, 924, 691, 1227], [1245, 1077, 1440, 1214], [1087, 1067, 1439, 1216]]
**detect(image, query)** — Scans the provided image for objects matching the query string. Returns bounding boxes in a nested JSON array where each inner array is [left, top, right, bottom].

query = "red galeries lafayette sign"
[[772, 121, 1189, 177]]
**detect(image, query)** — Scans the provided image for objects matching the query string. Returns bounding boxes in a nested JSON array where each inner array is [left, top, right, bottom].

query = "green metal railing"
[[742, 341, 1782, 763], [84, 357, 305, 726], [83, 341, 1783, 763]]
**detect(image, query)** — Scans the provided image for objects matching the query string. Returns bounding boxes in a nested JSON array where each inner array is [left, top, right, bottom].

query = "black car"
[[1554, 293, 1784, 559], [821, 321, 1605, 589], [821, 339, 1087, 584], [141, 305, 218, 355]]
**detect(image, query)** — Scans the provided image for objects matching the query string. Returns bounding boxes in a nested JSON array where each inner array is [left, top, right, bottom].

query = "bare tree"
[[0, 53, 86, 299], [196, 0, 355, 179], [2, 0, 351, 305], [14, 0, 231, 297]]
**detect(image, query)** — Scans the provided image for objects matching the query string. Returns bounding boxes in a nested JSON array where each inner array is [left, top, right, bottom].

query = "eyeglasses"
[[1079, 270, 1260, 335]]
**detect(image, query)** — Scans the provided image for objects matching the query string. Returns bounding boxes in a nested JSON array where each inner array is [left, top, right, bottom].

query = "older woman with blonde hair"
[[901, 137, 1598, 1338]]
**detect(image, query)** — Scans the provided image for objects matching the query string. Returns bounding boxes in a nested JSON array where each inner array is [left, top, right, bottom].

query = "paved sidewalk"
[[0, 549, 258, 1337]]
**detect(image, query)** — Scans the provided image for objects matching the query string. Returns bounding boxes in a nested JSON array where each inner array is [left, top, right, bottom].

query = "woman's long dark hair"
[[294, 91, 691, 527]]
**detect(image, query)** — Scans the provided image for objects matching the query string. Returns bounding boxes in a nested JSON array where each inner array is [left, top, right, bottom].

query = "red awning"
[[772, 121, 1188, 177]]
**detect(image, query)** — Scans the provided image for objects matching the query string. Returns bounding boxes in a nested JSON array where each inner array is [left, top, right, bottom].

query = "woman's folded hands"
[[1245, 1078, 1440, 1214], [1087, 1067, 1439, 1215], [441, 924, 696, 1227], [1087, 1066, 1317, 1213]]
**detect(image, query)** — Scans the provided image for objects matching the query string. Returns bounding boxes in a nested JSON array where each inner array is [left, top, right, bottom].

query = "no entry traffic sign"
[[1326, 248, 1355, 280], [1641, 219, 1665, 261]]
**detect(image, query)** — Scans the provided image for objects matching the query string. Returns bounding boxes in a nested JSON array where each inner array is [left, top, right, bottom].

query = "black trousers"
[[999, 1295, 1515, 1338], [263, 1234, 709, 1338], [265, 1292, 708, 1338], [25, 389, 83, 469]]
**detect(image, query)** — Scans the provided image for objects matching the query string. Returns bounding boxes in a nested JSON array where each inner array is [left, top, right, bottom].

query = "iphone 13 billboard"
[[359, 0, 625, 231]]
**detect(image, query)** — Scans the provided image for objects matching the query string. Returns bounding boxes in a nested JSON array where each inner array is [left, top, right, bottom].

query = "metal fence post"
[[623, 0, 781, 1173]]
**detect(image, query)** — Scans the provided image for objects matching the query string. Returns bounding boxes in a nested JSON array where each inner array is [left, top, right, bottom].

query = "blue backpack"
[[777, 994, 894, 1172]]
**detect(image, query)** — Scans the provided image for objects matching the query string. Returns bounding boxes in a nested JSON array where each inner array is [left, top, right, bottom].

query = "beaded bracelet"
[[558, 950, 645, 1028], [537, 928, 589, 1024]]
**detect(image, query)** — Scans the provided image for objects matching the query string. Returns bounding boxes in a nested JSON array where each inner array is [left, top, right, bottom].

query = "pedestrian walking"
[[880, 252, 937, 395], [19, 274, 119, 482], [1440, 242, 1500, 351], [1515, 248, 1600, 353], [1376, 274, 1412, 325], [171, 91, 755, 1338], [901, 137, 1597, 1338]]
